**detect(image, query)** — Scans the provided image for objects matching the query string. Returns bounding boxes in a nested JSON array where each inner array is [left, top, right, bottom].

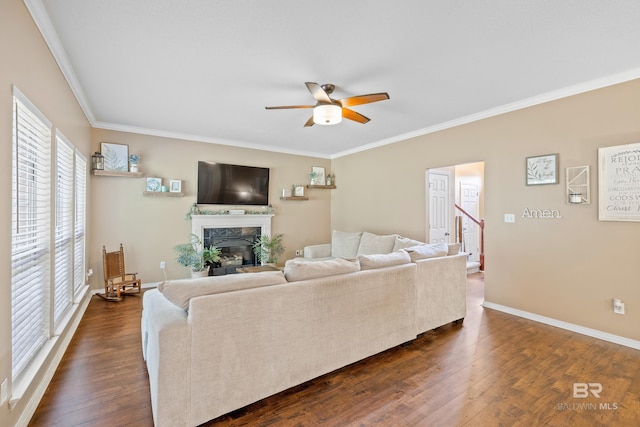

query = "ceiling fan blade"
[[305, 82, 332, 103], [265, 105, 314, 110], [303, 115, 315, 127], [339, 92, 389, 108], [342, 108, 370, 124]]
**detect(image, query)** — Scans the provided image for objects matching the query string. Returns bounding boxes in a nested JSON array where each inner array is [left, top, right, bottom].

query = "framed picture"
[[100, 142, 129, 172], [598, 142, 640, 221], [526, 153, 559, 185], [146, 177, 162, 192], [169, 179, 182, 193], [312, 166, 326, 185], [294, 185, 305, 197]]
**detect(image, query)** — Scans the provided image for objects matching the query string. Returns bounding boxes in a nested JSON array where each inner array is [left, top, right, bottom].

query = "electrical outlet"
[[613, 298, 625, 315], [295, 249, 303, 256], [504, 213, 515, 223], [160, 261, 166, 269]]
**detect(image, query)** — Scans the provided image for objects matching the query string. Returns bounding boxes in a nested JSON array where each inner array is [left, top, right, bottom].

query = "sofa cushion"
[[404, 242, 448, 261], [357, 251, 412, 270], [284, 257, 360, 282], [447, 243, 461, 255], [357, 232, 397, 255], [157, 271, 287, 309], [392, 236, 425, 251], [331, 230, 363, 258]]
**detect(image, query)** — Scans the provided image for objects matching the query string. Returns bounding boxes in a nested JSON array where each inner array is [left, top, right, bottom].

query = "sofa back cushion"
[[357, 232, 398, 255], [357, 251, 412, 270], [392, 236, 425, 251], [404, 242, 449, 261], [157, 271, 287, 309], [284, 257, 361, 282], [331, 230, 363, 258]]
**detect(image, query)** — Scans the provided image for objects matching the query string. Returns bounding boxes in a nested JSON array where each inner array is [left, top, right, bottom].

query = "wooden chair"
[[101, 243, 141, 301]]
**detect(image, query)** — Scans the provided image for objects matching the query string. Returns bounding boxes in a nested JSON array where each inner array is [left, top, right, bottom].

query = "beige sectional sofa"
[[141, 231, 467, 426]]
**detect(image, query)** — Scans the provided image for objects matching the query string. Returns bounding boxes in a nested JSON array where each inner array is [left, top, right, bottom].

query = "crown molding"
[[331, 67, 640, 159], [24, 0, 97, 125]]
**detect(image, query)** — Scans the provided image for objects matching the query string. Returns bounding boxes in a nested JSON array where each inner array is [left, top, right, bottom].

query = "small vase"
[[130, 164, 138, 173]]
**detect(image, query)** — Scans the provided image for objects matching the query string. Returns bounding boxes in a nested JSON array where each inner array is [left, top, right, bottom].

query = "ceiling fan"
[[265, 82, 390, 127]]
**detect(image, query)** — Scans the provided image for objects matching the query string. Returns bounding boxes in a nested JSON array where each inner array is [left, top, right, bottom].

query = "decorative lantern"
[[91, 152, 104, 171]]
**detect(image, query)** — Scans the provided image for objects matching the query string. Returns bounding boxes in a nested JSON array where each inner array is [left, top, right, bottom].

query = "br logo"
[[573, 383, 602, 398]]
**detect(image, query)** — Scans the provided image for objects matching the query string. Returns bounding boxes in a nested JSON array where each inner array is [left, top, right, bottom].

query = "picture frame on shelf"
[[526, 153, 559, 185], [146, 177, 162, 192], [169, 179, 182, 193], [311, 166, 326, 185], [100, 142, 129, 172], [294, 185, 305, 197]]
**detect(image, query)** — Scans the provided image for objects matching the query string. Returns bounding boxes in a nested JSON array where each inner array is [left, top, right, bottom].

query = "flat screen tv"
[[197, 161, 270, 206]]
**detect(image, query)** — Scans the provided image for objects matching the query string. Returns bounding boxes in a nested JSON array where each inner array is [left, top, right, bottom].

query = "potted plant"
[[174, 234, 221, 277], [252, 233, 285, 266], [129, 154, 140, 172]]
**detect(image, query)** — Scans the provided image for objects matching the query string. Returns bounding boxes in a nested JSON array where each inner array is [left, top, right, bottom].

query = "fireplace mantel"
[[191, 214, 273, 239]]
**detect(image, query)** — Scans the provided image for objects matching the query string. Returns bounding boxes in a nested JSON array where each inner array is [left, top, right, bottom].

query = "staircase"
[[455, 203, 485, 274]]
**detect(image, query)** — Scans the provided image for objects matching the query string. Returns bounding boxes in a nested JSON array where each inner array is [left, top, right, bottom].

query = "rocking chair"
[[100, 243, 141, 301]]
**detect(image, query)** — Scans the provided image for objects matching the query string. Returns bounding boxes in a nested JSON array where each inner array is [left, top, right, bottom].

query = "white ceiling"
[[28, 0, 640, 158]]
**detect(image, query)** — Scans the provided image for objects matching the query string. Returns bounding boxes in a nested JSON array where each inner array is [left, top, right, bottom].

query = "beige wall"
[[90, 129, 332, 286], [0, 1, 93, 425], [333, 79, 640, 341]]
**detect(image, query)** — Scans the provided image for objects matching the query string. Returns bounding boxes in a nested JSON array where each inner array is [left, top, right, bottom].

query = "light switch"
[[504, 213, 515, 223]]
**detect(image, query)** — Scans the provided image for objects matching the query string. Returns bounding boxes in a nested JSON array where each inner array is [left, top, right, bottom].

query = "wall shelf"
[[280, 196, 309, 201], [93, 170, 143, 178], [143, 191, 184, 197], [306, 185, 336, 189]]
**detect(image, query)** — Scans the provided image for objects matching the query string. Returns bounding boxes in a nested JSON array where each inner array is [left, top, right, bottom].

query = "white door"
[[460, 182, 479, 262], [428, 171, 451, 243]]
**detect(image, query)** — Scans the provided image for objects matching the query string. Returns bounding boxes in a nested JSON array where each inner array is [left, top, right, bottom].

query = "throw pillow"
[[404, 242, 448, 261], [447, 243, 461, 255], [357, 251, 411, 270], [331, 230, 363, 258], [158, 271, 287, 309], [357, 232, 398, 255], [284, 257, 360, 282], [392, 236, 425, 251]]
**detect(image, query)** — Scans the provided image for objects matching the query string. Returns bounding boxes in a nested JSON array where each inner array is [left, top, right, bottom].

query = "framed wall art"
[[526, 153, 559, 185], [598, 142, 640, 221], [169, 179, 182, 193], [100, 142, 129, 172], [146, 177, 162, 192]]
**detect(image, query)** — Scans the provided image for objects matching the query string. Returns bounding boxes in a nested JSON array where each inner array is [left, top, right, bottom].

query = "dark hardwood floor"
[[29, 273, 640, 426]]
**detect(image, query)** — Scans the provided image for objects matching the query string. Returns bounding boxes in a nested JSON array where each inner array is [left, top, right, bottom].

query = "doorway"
[[427, 162, 485, 272]]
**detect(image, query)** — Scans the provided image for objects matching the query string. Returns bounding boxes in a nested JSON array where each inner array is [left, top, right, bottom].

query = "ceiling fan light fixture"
[[313, 104, 342, 125]]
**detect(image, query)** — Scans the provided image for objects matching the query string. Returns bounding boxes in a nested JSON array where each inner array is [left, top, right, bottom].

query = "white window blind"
[[54, 134, 74, 326], [74, 153, 87, 297], [11, 89, 51, 380]]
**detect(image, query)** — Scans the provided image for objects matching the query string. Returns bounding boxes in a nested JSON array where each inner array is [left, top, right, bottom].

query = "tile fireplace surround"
[[191, 214, 274, 271]]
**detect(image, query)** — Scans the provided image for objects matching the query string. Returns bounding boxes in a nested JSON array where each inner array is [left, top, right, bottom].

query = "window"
[[11, 89, 51, 380], [11, 87, 88, 389], [53, 134, 74, 327], [74, 153, 87, 298]]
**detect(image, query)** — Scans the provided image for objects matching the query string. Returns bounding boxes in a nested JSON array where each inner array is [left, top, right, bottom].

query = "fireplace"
[[191, 214, 273, 275]]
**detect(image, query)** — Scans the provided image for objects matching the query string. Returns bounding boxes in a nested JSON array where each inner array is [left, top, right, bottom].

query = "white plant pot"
[[190, 268, 209, 278], [130, 164, 138, 173]]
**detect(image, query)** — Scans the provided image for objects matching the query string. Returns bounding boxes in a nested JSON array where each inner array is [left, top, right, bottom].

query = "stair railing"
[[454, 204, 485, 271]]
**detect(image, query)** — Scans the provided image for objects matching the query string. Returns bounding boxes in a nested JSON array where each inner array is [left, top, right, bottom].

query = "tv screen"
[[197, 161, 270, 206]]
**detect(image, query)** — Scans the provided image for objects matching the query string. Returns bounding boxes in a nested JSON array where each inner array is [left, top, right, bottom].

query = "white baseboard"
[[482, 301, 640, 350]]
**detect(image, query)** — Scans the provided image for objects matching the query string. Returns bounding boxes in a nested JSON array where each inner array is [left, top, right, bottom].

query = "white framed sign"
[[526, 153, 559, 185], [598, 142, 640, 221]]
